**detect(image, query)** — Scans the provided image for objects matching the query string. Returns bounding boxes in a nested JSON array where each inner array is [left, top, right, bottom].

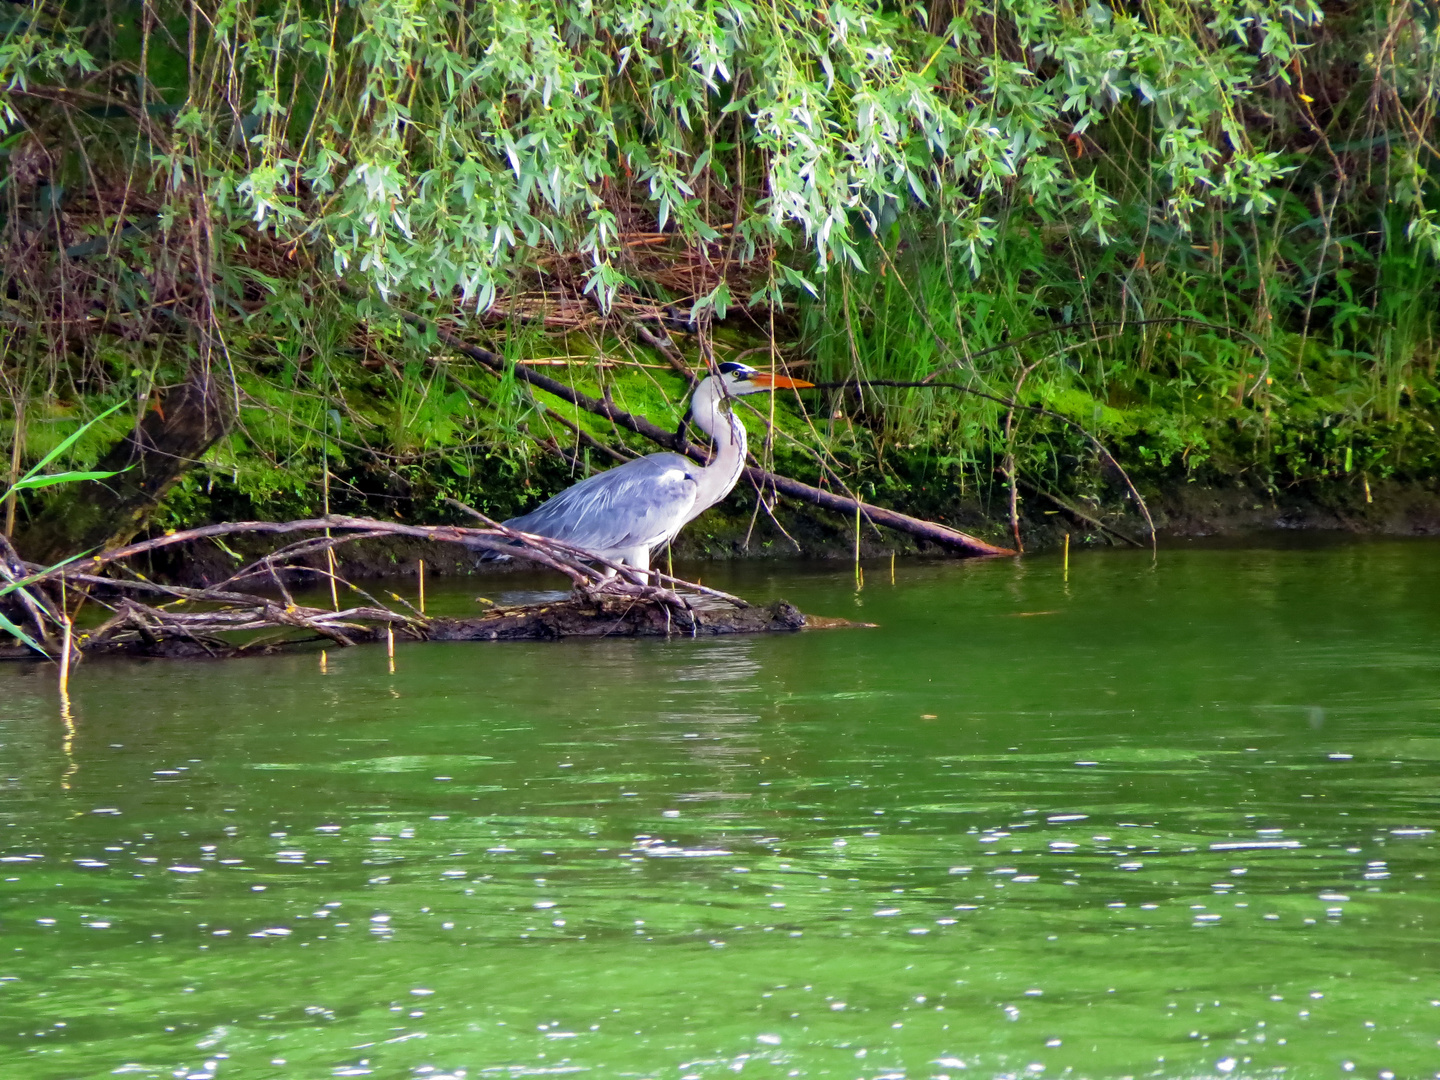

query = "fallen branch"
[[634, 322, 699, 385], [2, 514, 777, 662], [1017, 481, 1144, 547]]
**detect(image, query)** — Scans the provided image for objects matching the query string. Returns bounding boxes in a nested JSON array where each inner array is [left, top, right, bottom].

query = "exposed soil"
[[1155, 476, 1440, 539]]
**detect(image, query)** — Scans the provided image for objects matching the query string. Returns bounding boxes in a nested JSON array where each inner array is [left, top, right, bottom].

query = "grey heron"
[[500, 362, 813, 580]]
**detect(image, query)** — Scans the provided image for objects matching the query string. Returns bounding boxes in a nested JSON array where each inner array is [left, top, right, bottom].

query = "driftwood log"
[[63, 598, 812, 660], [428, 597, 807, 641]]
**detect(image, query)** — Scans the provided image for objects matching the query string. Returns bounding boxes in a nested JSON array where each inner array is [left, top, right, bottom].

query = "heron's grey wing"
[[503, 453, 699, 554]]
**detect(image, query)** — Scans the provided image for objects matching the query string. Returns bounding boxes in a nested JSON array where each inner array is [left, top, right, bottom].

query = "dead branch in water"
[[0, 514, 760, 662]]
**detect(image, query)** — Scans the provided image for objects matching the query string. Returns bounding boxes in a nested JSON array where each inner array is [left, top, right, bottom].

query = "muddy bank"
[[962, 474, 1440, 552], [1154, 476, 1440, 539]]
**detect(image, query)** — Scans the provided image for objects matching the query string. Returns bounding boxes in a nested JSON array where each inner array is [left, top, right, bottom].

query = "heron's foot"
[[583, 577, 692, 611]]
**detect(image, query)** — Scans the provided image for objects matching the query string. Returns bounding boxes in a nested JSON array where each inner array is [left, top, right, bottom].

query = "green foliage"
[[0, 402, 125, 653], [7, 0, 1411, 302], [0, 0, 1438, 542]]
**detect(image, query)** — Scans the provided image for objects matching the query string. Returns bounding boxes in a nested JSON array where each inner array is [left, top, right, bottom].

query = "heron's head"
[[714, 361, 814, 397]]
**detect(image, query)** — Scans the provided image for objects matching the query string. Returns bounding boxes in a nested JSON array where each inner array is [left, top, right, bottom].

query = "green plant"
[[0, 1, 1436, 547], [0, 402, 125, 652]]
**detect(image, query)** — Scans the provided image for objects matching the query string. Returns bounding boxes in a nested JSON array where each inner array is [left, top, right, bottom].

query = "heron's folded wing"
[[503, 454, 699, 554]]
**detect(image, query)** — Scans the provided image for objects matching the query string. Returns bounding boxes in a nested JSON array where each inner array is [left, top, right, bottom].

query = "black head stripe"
[[717, 361, 752, 378]]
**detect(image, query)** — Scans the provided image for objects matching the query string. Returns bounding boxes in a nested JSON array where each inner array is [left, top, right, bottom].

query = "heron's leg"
[[616, 546, 651, 585]]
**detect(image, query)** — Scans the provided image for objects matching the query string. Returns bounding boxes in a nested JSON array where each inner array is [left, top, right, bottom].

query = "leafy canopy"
[[6, 0, 1434, 313]]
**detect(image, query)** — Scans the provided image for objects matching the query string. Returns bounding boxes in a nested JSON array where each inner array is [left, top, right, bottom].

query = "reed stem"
[[58, 618, 72, 695], [4, 396, 22, 538], [854, 504, 862, 590]]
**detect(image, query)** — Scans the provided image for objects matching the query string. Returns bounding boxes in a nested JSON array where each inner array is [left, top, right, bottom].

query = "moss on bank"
[[7, 302, 1440, 574]]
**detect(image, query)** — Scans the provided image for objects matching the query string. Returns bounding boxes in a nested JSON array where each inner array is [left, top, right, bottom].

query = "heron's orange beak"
[[749, 372, 814, 390]]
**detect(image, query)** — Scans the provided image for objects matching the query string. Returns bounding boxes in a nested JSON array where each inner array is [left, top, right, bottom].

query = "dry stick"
[[418, 559, 426, 615], [1001, 359, 1042, 553], [322, 463, 339, 612], [1005, 467, 1021, 552], [853, 504, 862, 589], [264, 558, 298, 610], [326, 544, 341, 609], [218, 531, 395, 591], [58, 579, 72, 694], [259, 553, 385, 611], [403, 313, 1012, 558]]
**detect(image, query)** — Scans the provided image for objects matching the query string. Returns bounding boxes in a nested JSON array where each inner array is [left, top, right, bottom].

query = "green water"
[[3, 541, 1440, 1080]]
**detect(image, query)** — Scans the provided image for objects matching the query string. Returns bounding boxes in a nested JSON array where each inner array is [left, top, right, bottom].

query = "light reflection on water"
[[1, 540, 1439, 1079]]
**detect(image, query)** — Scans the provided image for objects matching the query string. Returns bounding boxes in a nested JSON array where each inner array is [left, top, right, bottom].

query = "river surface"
[[3, 539, 1439, 1080]]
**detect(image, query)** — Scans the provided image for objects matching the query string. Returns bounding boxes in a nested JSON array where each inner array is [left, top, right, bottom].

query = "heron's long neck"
[[687, 380, 747, 519]]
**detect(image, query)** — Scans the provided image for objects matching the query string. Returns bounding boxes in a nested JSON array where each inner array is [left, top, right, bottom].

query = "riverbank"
[[11, 303, 1437, 583]]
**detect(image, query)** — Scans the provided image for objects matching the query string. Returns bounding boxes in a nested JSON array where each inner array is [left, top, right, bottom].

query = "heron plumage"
[[504, 453, 699, 559], [497, 364, 812, 579]]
